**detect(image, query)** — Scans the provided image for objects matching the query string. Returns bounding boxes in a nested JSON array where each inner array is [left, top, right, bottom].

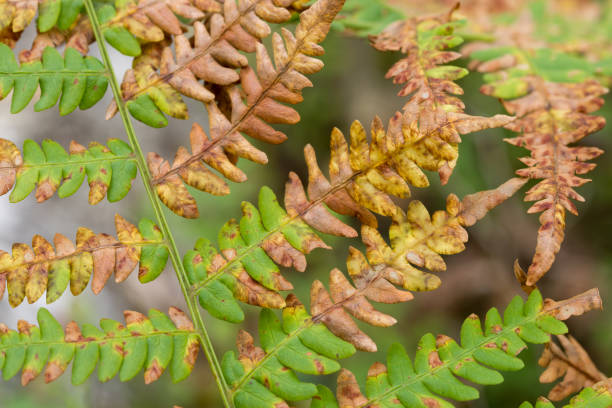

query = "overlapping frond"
[[371, 5, 496, 183], [0, 45, 108, 114], [312, 288, 602, 408], [185, 177, 523, 344], [0, 0, 84, 47], [155, 107, 512, 218], [184, 186, 333, 323], [539, 334, 608, 401], [111, 0, 345, 127], [143, 0, 350, 218], [222, 297, 356, 408], [0, 214, 168, 307], [0, 0, 219, 55], [308, 177, 526, 352], [0, 307, 198, 386], [519, 383, 612, 408], [467, 45, 607, 286], [0, 137, 136, 204]]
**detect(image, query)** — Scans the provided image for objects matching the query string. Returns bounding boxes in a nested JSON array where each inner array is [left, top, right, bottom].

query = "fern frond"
[[308, 177, 526, 352], [334, 0, 405, 37], [183, 186, 332, 323], [0, 44, 108, 114], [186, 177, 522, 342], [221, 296, 356, 407], [144, 0, 346, 217], [0, 306, 198, 385], [468, 45, 607, 286], [371, 6, 487, 183], [0, 214, 168, 306], [519, 382, 612, 408], [0, 0, 218, 55], [0, 0, 79, 47], [109, 0, 344, 127], [539, 334, 607, 401], [313, 288, 603, 408], [153, 104, 511, 218], [0, 137, 137, 204]]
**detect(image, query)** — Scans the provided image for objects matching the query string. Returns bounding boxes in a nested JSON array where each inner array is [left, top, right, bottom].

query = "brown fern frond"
[[155, 106, 512, 218], [539, 334, 608, 401], [110, 0, 339, 122], [308, 177, 526, 351], [101, 0, 219, 37], [144, 0, 346, 218], [0, 215, 168, 307], [371, 5, 482, 183], [475, 64, 607, 285]]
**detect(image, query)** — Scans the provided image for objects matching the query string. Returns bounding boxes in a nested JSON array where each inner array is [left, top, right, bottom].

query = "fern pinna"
[[463, 16, 608, 287], [0, 1, 610, 408]]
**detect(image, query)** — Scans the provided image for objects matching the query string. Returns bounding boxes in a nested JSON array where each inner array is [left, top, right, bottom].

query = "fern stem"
[[81, 2, 233, 406]]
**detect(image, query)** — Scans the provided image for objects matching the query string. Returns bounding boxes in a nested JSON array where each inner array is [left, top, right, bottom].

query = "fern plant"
[[0, 0, 611, 407]]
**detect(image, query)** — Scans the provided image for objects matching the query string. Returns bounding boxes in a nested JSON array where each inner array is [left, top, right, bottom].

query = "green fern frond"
[[0, 45, 108, 114], [185, 175, 522, 331], [0, 214, 168, 306], [334, 0, 405, 36], [184, 186, 332, 323], [0, 307, 198, 386], [313, 289, 572, 408], [222, 296, 356, 407], [0, 137, 137, 204], [519, 383, 612, 408]]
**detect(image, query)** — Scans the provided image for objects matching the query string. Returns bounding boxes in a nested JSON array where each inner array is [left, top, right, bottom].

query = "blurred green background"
[[1, 1, 612, 407]]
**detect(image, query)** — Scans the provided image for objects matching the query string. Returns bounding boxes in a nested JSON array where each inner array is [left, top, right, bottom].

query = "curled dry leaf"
[[113, 0, 298, 119], [0, 214, 168, 307], [538, 334, 608, 401], [542, 288, 603, 321]]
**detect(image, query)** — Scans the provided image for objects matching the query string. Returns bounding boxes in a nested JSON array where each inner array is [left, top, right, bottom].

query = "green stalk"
[[81, 2, 233, 407]]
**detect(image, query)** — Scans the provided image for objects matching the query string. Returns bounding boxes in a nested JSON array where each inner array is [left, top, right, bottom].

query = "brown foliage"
[[371, 6, 504, 183], [469, 49, 607, 286], [0, 214, 155, 307], [307, 178, 525, 352], [539, 335, 608, 401], [146, 0, 347, 218]]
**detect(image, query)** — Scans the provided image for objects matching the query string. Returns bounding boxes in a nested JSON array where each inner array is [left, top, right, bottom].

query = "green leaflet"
[[97, 4, 141, 57], [519, 384, 612, 408], [185, 187, 328, 323], [473, 47, 607, 97], [312, 290, 569, 408], [0, 45, 108, 114], [222, 298, 355, 408], [2, 137, 137, 204], [0, 308, 198, 386], [332, 0, 405, 36]]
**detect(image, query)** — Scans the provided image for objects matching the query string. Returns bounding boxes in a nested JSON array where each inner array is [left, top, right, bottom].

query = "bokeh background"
[[1, 1, 611, 407]]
